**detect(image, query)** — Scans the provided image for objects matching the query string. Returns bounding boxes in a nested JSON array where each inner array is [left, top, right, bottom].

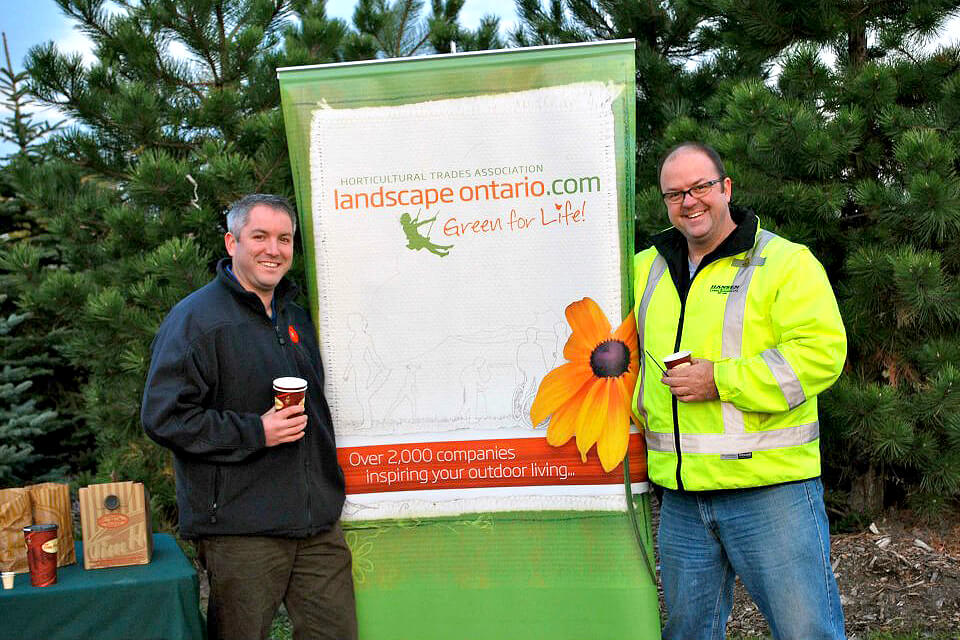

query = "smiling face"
[[224, 204, 294, 310], [660, 147, 735, 261]]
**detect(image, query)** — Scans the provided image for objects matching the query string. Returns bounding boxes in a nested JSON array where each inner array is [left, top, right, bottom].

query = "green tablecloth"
[[0, 533, 204, 640]]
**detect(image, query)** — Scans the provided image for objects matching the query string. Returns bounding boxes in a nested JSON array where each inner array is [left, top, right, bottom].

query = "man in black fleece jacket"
[[142, 194, 356, 640]]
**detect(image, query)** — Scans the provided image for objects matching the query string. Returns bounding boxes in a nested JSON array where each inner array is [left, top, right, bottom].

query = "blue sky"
[[1, 0, 520, 68], [3, 1, 959, 75], [0, 0, 518, 155]]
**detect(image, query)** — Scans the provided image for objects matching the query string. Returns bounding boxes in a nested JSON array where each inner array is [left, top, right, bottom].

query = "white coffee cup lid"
[[663, 350, 692, 363], [273, 377, 308, 391]]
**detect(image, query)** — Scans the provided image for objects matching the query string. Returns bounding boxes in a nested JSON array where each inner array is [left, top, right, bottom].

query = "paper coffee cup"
[[23, 523, 58, 587], [1, 571, 14, 590], [273, 377, 308, 412], [664, 350, 693, 370]]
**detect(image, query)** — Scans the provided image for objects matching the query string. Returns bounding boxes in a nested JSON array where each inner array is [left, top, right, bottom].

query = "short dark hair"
[[658, 142, 726, 183], [226, 194, 297, 236]]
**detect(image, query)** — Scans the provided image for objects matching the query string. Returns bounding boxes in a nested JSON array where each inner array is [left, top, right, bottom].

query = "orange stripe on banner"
[[338, 433, 647, 494]]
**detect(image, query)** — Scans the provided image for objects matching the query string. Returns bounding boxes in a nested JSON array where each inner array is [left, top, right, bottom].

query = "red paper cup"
[[273, 377, 307, 413], [664, 350, 693, 370], [23, 524, 58, 587]]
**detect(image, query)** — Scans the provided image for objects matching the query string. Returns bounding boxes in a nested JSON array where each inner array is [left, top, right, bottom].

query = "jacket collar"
[[650, 204, 759, 298], [215, 257, 299, 317]]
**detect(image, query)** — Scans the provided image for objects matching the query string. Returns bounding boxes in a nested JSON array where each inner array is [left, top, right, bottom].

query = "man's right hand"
[[261, 405, 307, 446]]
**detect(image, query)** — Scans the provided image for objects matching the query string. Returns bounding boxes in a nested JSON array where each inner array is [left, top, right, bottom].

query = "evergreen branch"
[[216, 0, 227, 80], [410, 28, 433, 56], [64, 154, 129, 181], [55, 0, 115, 45], [253, 153, 287, 193], [168, 2, 223, 86], [570, 1, 613, 40], [397, 0, 416, 54], [153, 48, 205, 100], [229, 0, 276, 45]]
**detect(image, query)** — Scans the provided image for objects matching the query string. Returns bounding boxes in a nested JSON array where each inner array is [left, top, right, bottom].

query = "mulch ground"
[[648, 502, 960, 638]]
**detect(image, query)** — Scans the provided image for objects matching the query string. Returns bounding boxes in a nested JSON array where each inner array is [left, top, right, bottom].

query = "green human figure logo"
[[399, 211, 453, 257]]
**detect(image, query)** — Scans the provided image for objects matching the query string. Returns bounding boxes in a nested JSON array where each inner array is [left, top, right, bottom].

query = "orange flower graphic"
[[530, 298, 639, 472]]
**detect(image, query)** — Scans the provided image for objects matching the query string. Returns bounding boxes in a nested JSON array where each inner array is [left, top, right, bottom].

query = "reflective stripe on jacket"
[[631, 213, 846, 491]]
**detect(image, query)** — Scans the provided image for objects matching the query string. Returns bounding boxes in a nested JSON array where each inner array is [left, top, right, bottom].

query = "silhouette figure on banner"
[[400, 211, 453, 257], [512, 327, 547, 425], [343, 313, 389, 429], [385, 363, 420, 421], [460, 357, 492, 420], [551, 320, 569, 369]]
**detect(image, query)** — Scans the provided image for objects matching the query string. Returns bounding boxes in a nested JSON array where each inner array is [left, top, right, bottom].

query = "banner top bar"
[[276, 39, 636, 77]]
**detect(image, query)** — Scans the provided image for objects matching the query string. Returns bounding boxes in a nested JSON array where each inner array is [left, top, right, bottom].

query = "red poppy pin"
[[288, 325, 300, 343]]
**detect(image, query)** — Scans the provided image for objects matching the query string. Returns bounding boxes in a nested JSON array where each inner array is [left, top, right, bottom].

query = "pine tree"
[[345, 0, 501, 56], [11, 0, 498, 525], [511, 0, 766, 216], [644, 1, 960, 516], [427, 0, 502, 53], [0, 33, 63, 165], [0, 301, 62, 486], [0, 32, 88, 487]]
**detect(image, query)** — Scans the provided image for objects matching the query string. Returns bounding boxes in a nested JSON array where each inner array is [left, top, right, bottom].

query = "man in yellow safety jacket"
[[633, 142, 847, 639]]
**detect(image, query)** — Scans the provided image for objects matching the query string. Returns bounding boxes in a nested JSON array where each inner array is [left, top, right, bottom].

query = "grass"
[[268, 608, 292, 640]]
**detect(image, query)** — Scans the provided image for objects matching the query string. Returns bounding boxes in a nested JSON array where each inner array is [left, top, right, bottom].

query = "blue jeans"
[[658, 478, 845, 640]]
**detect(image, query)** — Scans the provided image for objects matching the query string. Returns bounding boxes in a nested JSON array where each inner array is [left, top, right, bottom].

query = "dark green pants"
[[197, 524, 357, 640]]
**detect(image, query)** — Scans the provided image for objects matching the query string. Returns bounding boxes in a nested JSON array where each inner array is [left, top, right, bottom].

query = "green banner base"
[[345, 502, 660, 639]]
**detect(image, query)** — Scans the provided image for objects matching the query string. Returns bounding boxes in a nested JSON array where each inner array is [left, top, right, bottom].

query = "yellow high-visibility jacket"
[[631, 208, 846, 491]]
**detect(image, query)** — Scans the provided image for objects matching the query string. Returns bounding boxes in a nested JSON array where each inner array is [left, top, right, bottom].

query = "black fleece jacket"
[[142, 258, 345, 538]]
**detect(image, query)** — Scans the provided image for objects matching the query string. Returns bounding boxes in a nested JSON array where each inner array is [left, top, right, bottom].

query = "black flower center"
[[590, 339, 630, 378]]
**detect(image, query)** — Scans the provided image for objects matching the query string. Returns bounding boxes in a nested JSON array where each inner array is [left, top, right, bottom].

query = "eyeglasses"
[[661, 177, 725, 204]]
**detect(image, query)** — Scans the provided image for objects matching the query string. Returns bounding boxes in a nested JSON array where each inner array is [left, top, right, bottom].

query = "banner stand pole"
[[623, 454, 657, 585]]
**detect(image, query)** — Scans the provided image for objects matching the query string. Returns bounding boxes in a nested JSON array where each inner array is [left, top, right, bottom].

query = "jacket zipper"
[[673, 298, 686, 492], [672, 261, 701, 492], [273, 313, 313, 531], [209, 466, 222, 524], [654, 219, 757, 492]]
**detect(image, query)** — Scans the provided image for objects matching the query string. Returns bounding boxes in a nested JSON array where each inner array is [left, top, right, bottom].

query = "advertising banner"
[[279, 40, 658, 639]]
